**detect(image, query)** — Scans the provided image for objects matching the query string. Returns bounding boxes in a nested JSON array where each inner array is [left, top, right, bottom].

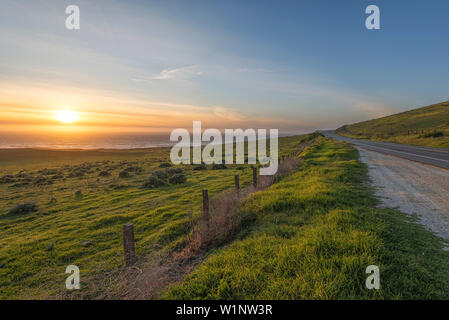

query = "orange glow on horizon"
[[0, 82, 301, 136]]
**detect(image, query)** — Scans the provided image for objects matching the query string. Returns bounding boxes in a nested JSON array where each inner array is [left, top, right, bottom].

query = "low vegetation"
[[337, 101, 449, 148], [165, 139, 449, 299], [0, 133, 314, 299], [8, 203, 38, 216]]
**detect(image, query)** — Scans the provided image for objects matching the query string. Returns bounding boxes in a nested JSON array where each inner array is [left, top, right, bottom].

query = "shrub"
[[98, 170, 111, 177], [420, 131, 444, 138], [143, 176, 167, 188], [125, 166, 143, 174], [159, 162, 172, 168], [15, 172, 29, 178], [74, 190, 83, 199], [0, 175, 16, 184], [67, 169, 85, 178], [11, 181, 31, 188], [34, 176, 53, 186], [39, 168, 60, 175], [51, 173, 64, 180], [212, 163, 227, 170], [168, 173, 187, 185], [153, 170, 167, 180], [8, 203, 37, 216], [166, 168, 183, 175], [193, 163, 207, 171], [109, 184, 128, 190], [119, 170, 130, 178]]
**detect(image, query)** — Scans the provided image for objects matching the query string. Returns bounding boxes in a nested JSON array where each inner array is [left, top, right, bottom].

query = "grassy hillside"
[[166, 139, 449, 299], [0, 134, 311, 299], [337, 101, 449, 148]]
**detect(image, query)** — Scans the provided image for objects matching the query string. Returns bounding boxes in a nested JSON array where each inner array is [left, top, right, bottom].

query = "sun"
[[55, 110, 79, 124]]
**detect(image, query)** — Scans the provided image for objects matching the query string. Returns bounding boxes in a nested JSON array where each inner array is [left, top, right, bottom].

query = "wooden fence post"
[[234, 175, 240, 193], [253, 167, 257, 188], [123, 223, 136, 267]]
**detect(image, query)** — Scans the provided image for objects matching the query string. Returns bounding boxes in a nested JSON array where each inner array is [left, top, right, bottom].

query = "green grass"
[[337, 101, 449, 148], [165, 138, 449, 299], [0, 134, 313, 299]]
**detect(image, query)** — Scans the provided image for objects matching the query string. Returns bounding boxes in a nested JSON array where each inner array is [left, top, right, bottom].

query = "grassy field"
[[0, 134, 312, 299], [166, 138, 449, 299], [336, 101, 449, 148]]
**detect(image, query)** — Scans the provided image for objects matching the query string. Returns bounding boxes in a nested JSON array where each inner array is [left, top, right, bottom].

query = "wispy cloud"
[[151, 65, 202, 80], [213, 106, 247, 122]]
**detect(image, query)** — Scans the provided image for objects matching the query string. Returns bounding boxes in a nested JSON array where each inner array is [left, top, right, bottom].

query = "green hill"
[[337, 101, 449, 148]]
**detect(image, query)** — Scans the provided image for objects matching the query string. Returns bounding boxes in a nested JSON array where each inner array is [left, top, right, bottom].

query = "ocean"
[[0, 130, 298, 150], [0, 132, 175, 149]]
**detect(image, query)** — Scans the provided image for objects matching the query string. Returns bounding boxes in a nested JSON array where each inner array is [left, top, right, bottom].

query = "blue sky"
[[1, 0, 448, 134]]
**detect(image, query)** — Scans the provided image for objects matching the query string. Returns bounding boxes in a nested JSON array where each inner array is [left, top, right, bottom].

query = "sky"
[[1, 0, 448, 139]]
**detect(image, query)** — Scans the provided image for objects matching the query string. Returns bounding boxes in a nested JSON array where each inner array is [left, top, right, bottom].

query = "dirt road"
[[358, 148, 449, 241]]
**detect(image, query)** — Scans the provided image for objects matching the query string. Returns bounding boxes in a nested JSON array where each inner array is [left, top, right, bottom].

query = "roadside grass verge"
[[165, 139, 449, 299]]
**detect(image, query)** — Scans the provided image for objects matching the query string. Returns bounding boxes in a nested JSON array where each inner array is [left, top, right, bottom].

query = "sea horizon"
[[0, 131, 303, 150]]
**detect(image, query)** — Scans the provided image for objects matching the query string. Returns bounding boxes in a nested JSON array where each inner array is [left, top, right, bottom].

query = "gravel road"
[[358, 148, 449, 241]]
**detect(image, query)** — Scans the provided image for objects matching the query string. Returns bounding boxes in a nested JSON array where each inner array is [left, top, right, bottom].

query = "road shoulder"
[[358, 147, 449, 241]]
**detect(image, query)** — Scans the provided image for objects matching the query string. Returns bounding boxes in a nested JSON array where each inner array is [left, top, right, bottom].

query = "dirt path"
[[357, 148, 449, 241]]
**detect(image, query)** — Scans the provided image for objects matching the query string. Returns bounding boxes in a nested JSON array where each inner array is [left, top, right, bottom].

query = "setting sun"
[[55, 110, 79, 124]]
